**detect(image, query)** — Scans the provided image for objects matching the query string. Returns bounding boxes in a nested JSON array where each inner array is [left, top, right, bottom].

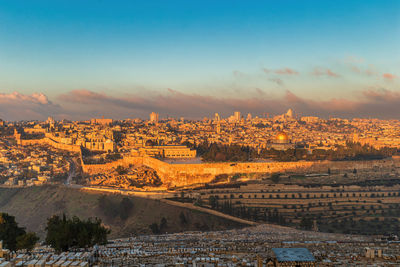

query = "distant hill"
[[0, 185, 244, 239]]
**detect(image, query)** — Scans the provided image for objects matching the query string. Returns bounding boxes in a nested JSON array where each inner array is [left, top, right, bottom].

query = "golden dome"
[[275, 131, 289, 142]]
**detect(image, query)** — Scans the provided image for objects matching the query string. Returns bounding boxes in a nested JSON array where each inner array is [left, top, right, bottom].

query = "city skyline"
[[0, 0, 399, 120], [2, 1, 400, 264]]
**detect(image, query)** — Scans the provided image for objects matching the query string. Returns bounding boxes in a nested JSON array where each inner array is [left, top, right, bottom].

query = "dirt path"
[[160, 199, 259, 226]]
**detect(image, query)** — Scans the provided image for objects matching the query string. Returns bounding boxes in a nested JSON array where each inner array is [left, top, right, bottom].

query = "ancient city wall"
[[45, 137, 81, 152], [80, 155, 400, 187], [18, 139, 44, 146], [142, 158, 400, 187], [17, 137, 81, 152]]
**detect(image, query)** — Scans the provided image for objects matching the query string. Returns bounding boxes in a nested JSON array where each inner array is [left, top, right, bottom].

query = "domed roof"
[[275, 131, 289, 142]]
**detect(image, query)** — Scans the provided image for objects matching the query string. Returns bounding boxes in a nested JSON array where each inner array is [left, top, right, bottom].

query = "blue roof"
[[272, 248, 316, 262]]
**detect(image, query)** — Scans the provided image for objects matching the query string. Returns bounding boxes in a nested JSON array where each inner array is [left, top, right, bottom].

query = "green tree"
[[0, 213, 26, 251], [45, 214, 109, 252], [16, 232, 39, 251]]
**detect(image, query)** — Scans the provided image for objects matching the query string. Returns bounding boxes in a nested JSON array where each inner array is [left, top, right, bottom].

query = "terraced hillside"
[[0, 185, 244, 239], [190, 181, 400, 235]]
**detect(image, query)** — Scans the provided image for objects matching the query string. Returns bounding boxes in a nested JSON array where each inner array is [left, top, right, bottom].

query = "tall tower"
[[214, 113, 220, 121], [246, 113, 252, 121], [286, 108, 294, 118], [149, 112, 159, 123], [234, 111, 241, 122]]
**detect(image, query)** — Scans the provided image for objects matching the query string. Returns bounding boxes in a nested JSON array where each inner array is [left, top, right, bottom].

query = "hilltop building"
[[134, 140, 196, 159], [91, 117, 113, 125]]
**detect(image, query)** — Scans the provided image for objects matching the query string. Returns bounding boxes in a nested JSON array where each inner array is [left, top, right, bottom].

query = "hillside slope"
[[0, 185, 244, 239]]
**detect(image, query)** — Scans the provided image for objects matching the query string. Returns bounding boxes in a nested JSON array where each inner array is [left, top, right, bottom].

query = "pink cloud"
[[347, 60, 378, 77], [262, 67, 298, 75], [312, 67, 340, 77], [0, 92, 50, 104], [57, 88, 400, 120], [2, 88, 400, 121], [0, 92, 60, 121], [382, 73, 397, 81]]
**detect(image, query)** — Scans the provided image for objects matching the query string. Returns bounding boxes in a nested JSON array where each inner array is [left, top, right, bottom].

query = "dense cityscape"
[[1, 110, 400, 266], [1, 0, 399, 266]]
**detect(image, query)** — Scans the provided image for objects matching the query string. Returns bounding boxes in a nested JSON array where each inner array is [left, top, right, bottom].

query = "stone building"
[[135, 140, 196, 158]]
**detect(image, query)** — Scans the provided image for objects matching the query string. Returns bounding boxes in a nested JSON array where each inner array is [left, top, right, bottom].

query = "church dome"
[[275, 131, 289, 143]]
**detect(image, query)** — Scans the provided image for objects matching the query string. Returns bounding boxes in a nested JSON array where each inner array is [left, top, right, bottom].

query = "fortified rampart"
[[17, 136, 81, 152], [81, 155, 400, 187]]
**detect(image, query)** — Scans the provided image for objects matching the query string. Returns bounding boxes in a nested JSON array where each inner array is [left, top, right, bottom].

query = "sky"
[[0, 0, 399, 120]]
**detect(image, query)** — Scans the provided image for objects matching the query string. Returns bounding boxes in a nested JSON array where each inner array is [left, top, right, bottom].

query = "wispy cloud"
[[57, 88, 400, 120], [311, 67, 340, 77], [262, 67, 299, 75], [268, 77, 284, 86], [2, 88, 400, 121], [274, 68, 299, 75]]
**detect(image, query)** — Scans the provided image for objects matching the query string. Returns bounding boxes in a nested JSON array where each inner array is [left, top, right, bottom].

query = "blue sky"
[[0, 0, 399, 120]]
